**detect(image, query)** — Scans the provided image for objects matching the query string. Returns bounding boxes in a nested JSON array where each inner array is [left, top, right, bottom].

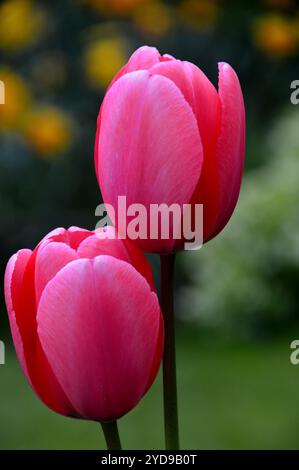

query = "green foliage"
[[1, 330, 299, 449], [179, 107, 299, 338]]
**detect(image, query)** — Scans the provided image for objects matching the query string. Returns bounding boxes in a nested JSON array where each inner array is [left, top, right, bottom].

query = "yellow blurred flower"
[[85, 0, 148, 16], [133, 1, 173, 38], [23, 106, 72, 156], [84, 37, 128, 88], [253, 14, 298, 58], [0, 68, 32, 130], [179, 0, 219, 30], [0, 0, 46, 52]]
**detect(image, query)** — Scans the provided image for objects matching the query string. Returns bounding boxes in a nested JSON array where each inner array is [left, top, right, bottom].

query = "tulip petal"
[[151, 60, 219, 152], [145, 312, 164, 392], [9, 246, 76, 416], [67, 226, 92, 247], [95, 46, 174, 180], [48, 226, 91, 250], [40, 227, 66, 243], [37, 256, 162, 421], [4, 250, 32, 381], [121, 239, 156, 291], [109, 46, 162, 88], [210, 62, 245, 239], [35, 241, 79, 303], [77, 231, 129, 262], [95, 47, 168, 181], [122, 45, 161, 70], [97, 70, 203, 252], [78, 229, 155, 290], [151, 60, 221, 239]]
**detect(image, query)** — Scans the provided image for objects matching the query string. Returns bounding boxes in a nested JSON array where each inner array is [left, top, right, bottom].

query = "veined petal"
[[37, 256, 163, 421], [78, 230, 155, 290], [9, 245, 76, 416], [151, 60, 221, 239], [35, 241, 79, 304], [94, 47, 171, 181], [4, 250, 32, 382], [109, 46, 162, 89], [97, 70, 203, 252], [209, 62, 245, 240], [77, 230, 129, 261]]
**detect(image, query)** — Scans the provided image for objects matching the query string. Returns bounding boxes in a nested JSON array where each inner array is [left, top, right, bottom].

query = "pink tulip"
[[95, 46, 245, 253], [4, 226, 163, 422]]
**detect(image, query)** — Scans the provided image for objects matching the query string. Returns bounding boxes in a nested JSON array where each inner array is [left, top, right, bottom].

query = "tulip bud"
[[4, 226, 163, 422], [95, 46, 245, 253]]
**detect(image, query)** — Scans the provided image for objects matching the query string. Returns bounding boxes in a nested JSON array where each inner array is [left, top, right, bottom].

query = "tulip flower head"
[[4, 226, 163, 422], [95, 46, 245, 253]]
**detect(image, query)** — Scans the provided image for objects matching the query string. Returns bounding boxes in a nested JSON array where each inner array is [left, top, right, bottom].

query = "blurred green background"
[[1, 0, 299, 449]]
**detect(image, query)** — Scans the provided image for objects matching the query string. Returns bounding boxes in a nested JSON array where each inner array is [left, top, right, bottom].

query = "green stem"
[[160, 254, 180, 450], [101, 420, 122, 450]]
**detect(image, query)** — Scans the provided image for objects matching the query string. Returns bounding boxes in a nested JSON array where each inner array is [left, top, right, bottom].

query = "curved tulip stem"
[[101, 420, 122, 450], [160, 254, 180, 450]]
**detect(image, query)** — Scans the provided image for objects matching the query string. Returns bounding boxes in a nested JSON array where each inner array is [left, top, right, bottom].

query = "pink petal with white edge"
[[94, 47, 173, 180], [109, 46, 162, 89], [151, 60, 219, 151], [97, 70, 203, 252], [77, 231, 129, 262], [35, 241, 79, 304], [37, 255, 162, 421], [6, 244, 77, 416], [209, 62, 245, 240], [40, 227, 65, 243], [78, 227, 155, 290], [49, 226, 91, 250], [151, 60, 221, 240], [4, 250, 32, 382]]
